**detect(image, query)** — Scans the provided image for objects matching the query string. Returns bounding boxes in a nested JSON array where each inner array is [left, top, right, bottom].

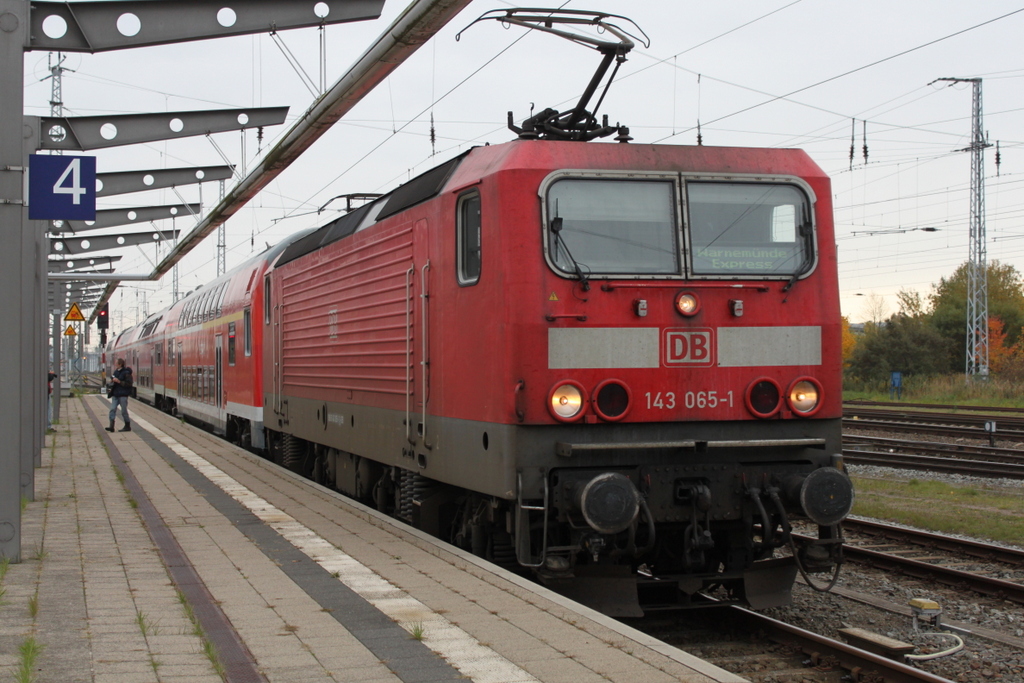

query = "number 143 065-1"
[[645, 391, 735, 410]]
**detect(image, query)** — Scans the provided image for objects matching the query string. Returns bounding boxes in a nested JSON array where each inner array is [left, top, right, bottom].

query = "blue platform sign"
[[28, 154, 96, 221]]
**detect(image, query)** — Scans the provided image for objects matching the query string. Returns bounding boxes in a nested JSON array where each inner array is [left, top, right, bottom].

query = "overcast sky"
[[23, 0, 1024, 328]]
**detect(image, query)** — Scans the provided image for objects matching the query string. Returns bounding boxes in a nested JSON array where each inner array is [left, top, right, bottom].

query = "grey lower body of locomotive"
[[268, 394, 852, 612]]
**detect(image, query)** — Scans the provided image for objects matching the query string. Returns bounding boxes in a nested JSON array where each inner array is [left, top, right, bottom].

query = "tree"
[[860, 292, 888, 324], [847, 313, 952, 383], [841, 316, 857, 369], [927, 261, 1024, 373], [896, 288, 925, 318], [989, 317, 1012, 374]]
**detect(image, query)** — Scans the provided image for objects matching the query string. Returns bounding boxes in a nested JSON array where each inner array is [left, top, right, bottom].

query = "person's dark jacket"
[[112, 366, 133, 398]]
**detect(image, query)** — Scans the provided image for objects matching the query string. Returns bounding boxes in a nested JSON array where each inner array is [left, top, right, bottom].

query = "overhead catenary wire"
[[55, 3, 1024, 318]]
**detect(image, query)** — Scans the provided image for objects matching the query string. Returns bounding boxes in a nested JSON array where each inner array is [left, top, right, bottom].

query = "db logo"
[[664, 329, 715, 366]]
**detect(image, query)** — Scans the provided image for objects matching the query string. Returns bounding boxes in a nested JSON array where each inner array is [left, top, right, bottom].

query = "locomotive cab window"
[[457, 191, 481, 285], [687, 182, 812, 277], [545, 178, 678, 276]]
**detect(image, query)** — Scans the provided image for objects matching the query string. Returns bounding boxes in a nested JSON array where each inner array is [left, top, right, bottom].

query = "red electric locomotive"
[[109, 9, 853, 615]]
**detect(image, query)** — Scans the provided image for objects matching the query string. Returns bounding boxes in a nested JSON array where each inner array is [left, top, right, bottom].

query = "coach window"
[[243, 308, 252, 356], [456, 191, 481, 285], [228, 322, 236, 366], [687, 182, 812, 277], [215, 283, 227, 318], [545, 178, 678, 276], [155, 343, 162, 366], [202, 291, 213, 322]]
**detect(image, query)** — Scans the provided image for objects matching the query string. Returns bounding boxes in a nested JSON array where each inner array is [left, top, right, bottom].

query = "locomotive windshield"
[[547, 179, 678, 275], [544, 176, 812, 278], [688, 182, 809, 277]]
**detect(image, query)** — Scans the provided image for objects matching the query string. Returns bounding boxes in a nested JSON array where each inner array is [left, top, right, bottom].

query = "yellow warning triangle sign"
[[63, 325, 77, 336], [548, 292, 559, 301], [64, 302, 85, 322]]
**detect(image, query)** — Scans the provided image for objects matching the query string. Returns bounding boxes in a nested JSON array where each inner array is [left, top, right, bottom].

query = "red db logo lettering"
[[664, 329, 714, 366]]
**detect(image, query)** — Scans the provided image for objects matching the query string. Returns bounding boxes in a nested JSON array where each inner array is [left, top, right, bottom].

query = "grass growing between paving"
[[850, 475, 1024, 546]]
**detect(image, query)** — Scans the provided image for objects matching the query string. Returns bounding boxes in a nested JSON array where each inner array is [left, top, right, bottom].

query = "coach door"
[[268, 274, 288, 424], [215, 334, 223, 408], [176, 344, 183, 402]]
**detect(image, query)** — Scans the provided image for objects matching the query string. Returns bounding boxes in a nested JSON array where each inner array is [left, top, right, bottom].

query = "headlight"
[[745, 377, 781, 418], [548, 382, 587, 422], [674, 291, 700, 317], [788, 377, 823, 416], [593, 380, 631, 421]]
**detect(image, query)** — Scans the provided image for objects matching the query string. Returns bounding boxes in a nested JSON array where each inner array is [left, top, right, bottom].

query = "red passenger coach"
[[113, 237, 308, 450], [246, 138, 853, 614]]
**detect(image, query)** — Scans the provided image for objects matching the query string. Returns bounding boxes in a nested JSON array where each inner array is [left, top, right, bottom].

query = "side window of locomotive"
[[546, 178, 678, 275], [243, 308, 252, 356], [687, 182, 810, 277], [228, 322, 236, 366], [457, 191, 481, 286]]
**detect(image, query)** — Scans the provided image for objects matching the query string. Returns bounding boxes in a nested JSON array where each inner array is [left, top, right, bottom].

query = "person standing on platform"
[[106, 358, 133, 433], [47, 369, 56, 432]]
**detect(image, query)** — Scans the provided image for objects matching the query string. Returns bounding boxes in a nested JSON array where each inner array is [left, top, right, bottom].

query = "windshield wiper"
[[550, 216, 591, 292], [782, 215, 814, 292]]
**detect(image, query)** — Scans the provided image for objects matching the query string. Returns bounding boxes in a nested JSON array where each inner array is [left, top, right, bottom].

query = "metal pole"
[[25, 117, 42, 476], [966, 79, 989, 378], [0, 0, 28, 561], [935, 77, 991, 378], [51, 309, 61, 424]]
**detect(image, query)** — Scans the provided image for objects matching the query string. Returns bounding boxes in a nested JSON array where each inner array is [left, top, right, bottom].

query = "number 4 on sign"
[[53, 158, 86, 205]]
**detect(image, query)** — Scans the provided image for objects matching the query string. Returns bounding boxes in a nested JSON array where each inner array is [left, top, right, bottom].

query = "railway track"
[[843, 404, 1024, 441], [729, 607, 956, 683], [647, 603, 957, 683], [842, 447, 1024, 479], [842, 406, 1024, 477], [843, 518, 1024, 568], [844, 435, 1024, 465], [796, 519, 1024, 606]]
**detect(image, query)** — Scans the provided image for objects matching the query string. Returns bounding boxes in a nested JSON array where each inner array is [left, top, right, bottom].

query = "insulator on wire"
[[862, 120, 869, 164], [849, 119, 855, 170], [430, 112, 436, 156], [995, 141, 1001, 176], [696, 120, 703, 146]]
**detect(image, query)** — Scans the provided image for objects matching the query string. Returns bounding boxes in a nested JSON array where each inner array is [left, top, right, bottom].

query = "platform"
[[0, 394, 746, 683]]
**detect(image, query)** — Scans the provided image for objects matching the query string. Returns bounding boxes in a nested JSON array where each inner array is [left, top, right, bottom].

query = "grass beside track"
[[850, 474, 1024, 547], [843, 376, 1024, 409]]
